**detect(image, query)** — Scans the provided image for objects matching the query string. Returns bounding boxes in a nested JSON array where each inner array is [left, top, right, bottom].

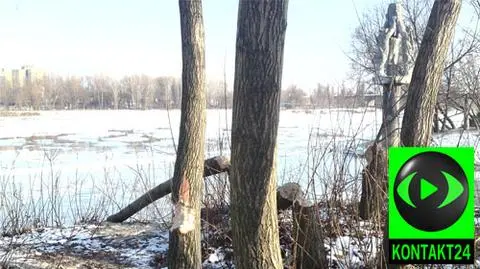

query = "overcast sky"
[[0, 0, 477, 91]]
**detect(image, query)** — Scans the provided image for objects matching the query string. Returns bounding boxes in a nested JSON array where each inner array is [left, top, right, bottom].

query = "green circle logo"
[[393, 151, 469, 231]]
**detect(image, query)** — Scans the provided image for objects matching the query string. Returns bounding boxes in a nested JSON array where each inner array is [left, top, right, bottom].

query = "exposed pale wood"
[[167, 0, 207, 267]]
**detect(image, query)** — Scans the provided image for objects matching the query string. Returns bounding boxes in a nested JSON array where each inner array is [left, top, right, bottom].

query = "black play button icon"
[[393, 151, 469, 231]]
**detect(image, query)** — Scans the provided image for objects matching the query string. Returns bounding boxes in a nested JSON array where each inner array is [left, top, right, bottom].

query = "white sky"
[[0, 0, 477, 92]]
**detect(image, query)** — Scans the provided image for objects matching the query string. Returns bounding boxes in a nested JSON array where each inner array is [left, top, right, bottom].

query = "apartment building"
[[0, 65, 44, 88]]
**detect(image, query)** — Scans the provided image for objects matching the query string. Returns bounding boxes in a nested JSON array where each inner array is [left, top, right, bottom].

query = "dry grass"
[[0, 111, 40, 117]]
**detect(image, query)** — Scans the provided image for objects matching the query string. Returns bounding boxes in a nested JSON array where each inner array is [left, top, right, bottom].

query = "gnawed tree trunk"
[[359, 143, 387, 220], [106, 156, 230, 223], [107, 162, 316, 224], [229, 1, 289, 268], [167, 0, 206, 268], [279, 183, 327, 269], [380, 1, 462, 268], [292, 204, 327, 269]]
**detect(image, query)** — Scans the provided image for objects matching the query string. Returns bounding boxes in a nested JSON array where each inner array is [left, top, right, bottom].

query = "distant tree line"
[[281, 82, 378, 109], [0, 74, 233, 110], [0, 72, 380, 110]]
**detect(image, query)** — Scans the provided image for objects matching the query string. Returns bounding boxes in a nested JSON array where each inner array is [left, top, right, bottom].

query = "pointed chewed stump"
[[277, 183, 327, 268], [359, 143, 388, 220]]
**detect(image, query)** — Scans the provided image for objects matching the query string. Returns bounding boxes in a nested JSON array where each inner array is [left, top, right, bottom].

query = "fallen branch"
[[107, 164, 327, 267], [106, 156, 231, 223]]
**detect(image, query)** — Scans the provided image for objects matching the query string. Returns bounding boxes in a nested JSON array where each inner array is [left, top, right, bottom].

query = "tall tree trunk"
[[381, 1, 462, 268], [229, 1, 289, 268], [464, 92, 469, 129], [400, 0, 462, 146], [167, 1, 206, 268]]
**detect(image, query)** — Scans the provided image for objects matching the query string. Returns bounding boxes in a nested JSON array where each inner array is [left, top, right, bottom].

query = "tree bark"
[[167, 1, 206, 268], [382, 83, 401, 147], [292, 204, 327, 269], [381, 1, 462, 268], [400, 0, 462, 146], [464, 92, 470, 129], [106, 156, 230, 223], [281, 183, 327, 269], [359, 142, 387, 220], [229, 1, 289, 268]]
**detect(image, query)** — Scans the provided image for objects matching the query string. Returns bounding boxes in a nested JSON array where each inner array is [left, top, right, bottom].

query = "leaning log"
[[106, 156, 230, 223]]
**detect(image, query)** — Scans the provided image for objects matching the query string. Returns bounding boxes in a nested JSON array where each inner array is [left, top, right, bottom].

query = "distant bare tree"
[[139, 75, 155, 110], [281, 85, 308, 108], [310, 83, 332, 108]]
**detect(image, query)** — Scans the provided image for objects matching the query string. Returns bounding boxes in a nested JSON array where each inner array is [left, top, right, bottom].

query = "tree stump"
[[292, 203, 327, 269], [359, 142, 387, 220], [277, 183, 327, 268]]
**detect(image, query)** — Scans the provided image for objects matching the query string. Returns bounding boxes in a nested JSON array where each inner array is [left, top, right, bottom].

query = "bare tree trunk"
[[229, 1, 289, 268], [381, 1, 462, 268], [464, 92, 469, 129], [382, 83, 401, 147], [437, 103, 456, 130], [359, 143, 387, 220], [167, 1, 206, 268], [400, 0, 462, 146]]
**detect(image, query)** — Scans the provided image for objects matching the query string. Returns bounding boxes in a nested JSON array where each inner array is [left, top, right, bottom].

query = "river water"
[[0, 109, 478, 226]]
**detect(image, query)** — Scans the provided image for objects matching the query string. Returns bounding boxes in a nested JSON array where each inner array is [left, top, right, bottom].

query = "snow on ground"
[[0, 216, 383, 269], [2, 211, 479, 268], [0, 222, 169, 269], [1, 109, 480, 268]]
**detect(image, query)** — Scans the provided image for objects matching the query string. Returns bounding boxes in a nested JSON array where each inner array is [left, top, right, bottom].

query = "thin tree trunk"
[[381, 1, 462, 268], [167, 1, 206, 268], [229, 1, 289, 268], [437, 103, 456, 130], [464, 92, 469, 129], [400, 0, 462, 146], [382, 83, 401, 147]]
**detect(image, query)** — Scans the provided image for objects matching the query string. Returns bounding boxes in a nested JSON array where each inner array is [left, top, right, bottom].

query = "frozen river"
[[0, 109, 479, 227]]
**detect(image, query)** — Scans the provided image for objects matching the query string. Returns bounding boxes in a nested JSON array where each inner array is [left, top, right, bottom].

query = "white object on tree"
[[170, 202, 195, 234], [373, 3, 414, 85]]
